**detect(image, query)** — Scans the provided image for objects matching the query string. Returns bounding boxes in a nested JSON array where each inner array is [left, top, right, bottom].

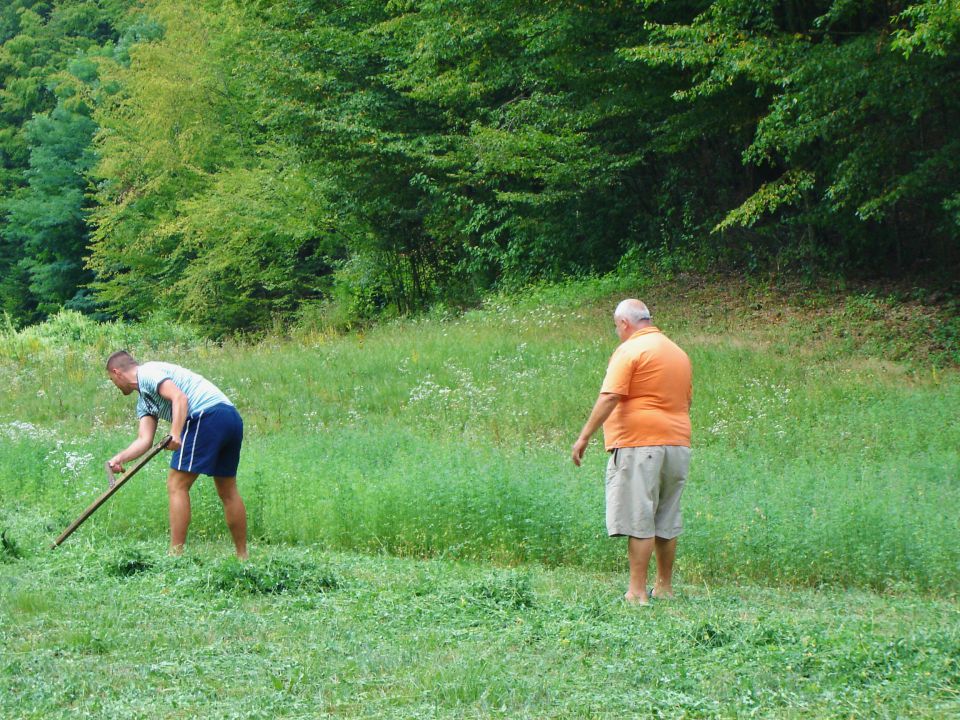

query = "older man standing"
[[572, 299, 692, 605], [106, 351, 248, 559]]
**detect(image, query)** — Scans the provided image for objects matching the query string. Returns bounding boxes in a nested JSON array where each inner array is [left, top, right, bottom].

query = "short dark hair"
[[106, 350, 138, 371]]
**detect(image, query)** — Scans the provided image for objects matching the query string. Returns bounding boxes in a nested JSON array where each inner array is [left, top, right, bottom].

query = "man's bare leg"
[[653, 536, 677, 599], [214, 475, 248, 560], [626, 536, 655, 604], [167, 469, 199, 554]]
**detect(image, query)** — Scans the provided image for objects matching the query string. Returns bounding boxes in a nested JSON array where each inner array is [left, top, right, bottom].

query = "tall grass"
[[1, 275, 958, 593]]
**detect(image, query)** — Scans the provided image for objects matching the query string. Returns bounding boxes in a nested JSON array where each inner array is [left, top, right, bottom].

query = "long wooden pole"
[[51, 435, 172, 549]]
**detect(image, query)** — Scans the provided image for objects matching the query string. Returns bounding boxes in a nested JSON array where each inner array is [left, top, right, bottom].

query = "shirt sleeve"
[[135, 395, 151, 419], [137, 367, 153, 395], [600, 346, 634, 396]]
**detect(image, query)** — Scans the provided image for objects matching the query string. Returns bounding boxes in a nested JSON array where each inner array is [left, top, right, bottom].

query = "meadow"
[[2, 273, 959, 717]]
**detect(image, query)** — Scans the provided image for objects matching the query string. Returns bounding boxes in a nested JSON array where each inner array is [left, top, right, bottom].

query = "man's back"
[[136, 361, 232, 422], [600, 327, 692, 449]]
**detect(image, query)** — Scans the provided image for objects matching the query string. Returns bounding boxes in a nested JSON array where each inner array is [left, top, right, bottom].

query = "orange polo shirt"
[[600, 326, 692, 450]]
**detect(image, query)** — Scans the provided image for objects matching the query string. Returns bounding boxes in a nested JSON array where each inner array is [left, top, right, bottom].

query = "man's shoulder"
[[638, 329, 686, 351], [137, 361, 178, 390], [652, 330, 684, 346], [139, 360, 163, 374], [622, 331, 690, 364], [140, 361, 186, 377], [617, 330, 662, 355], [141, 360, 180, 371]]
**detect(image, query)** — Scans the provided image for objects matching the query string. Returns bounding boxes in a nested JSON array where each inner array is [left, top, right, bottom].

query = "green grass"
[[1, 273, 959, 716], [2, 542, 958, 719], [1, 274, 957, 592]]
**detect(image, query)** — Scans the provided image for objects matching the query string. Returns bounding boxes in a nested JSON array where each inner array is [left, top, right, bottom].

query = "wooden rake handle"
[[51, 435, 172, 549]]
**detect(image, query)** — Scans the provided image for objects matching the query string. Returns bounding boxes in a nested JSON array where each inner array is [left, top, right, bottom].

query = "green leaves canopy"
[[1, 0, 958, 333]]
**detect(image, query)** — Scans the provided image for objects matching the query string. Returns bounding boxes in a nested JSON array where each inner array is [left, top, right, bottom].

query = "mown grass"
[[2, 540, 958, 719]]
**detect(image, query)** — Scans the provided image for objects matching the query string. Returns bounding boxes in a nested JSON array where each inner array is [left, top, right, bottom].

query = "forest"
[[2, 0, 958, 335]]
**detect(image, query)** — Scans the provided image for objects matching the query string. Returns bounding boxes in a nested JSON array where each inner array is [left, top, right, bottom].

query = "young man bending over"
[[106, 351, 247, 558]]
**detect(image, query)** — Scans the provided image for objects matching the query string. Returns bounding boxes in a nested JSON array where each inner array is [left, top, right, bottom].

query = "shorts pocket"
[[605, 449, 621, 486]]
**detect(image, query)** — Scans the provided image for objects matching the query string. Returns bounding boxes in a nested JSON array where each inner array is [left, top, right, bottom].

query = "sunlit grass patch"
[[2, 585, 61, 622]]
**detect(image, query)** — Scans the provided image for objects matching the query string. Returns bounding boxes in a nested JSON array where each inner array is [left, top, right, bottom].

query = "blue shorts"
[[171, 403, 243, 477]]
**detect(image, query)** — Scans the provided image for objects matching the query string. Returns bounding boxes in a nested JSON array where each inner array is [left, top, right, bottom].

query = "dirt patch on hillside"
[[620, 274, 959, 370]]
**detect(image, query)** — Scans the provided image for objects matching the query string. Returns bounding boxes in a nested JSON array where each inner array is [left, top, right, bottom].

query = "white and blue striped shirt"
[[135, 362, 232, 421]]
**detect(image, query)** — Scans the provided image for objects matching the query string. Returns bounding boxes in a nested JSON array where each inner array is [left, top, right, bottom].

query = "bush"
[[0, 310, 207, 363]]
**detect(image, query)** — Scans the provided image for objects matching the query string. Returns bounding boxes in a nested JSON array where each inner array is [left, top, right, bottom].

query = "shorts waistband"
[[187, 402, 237, 420]]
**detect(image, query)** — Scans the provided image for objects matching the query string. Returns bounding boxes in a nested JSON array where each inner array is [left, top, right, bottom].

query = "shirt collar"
[[628, 326, 660, 341]]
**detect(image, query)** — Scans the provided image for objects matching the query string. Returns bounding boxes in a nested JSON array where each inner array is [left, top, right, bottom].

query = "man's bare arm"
[[109, 415, 158, 472], [157, 379, 189, 451], [571, 392, 621, 467]]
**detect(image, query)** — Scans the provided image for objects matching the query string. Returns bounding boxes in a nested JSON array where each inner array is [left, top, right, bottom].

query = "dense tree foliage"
[[1, 0, 958, 333], [0, 0, 130, 322]]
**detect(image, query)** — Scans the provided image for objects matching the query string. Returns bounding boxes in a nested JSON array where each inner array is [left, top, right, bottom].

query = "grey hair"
[[614, 299, 651, 324]]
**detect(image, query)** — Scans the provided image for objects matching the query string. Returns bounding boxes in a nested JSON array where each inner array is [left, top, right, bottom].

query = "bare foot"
[[624, 591, 650, 606], [652, 585, 675, 600]]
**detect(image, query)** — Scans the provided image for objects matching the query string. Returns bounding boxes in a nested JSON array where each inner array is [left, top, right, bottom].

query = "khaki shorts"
[[605, 445, 691, 539]]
